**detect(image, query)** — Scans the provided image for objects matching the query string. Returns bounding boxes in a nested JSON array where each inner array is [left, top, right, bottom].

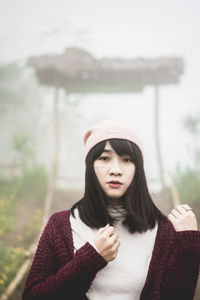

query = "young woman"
[[22, 120, 200, 300]]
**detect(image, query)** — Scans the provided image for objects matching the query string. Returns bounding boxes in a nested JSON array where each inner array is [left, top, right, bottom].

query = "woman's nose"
[[109, 161, 122, 176]]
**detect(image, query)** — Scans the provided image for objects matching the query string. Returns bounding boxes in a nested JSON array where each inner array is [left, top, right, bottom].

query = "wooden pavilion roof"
[[28, 47, 184, 93]]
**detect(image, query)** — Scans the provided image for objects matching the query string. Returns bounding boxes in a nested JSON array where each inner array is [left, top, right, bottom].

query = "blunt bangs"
[[109, 139, 142, 164], [86, 138, 142, 165]]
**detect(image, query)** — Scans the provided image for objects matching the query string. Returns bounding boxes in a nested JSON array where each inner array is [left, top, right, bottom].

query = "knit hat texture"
[[84, 120, 143, 159]]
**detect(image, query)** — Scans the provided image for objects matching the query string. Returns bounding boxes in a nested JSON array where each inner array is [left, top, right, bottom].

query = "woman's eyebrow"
[[102, 149, 112, 153]]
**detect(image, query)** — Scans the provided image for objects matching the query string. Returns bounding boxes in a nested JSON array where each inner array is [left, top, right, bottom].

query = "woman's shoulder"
[[159, 219, 175, 231], [50, 209, 71, 219], [44, 210, 73, 242], [45, 209, 71, 229]]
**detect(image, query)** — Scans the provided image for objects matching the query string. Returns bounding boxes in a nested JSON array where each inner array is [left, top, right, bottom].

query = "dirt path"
[[50, 188, 83, 215]]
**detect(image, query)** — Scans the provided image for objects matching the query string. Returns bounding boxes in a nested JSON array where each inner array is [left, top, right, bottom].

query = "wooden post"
[[154, 85, 165, 188], [43, 85, 60, 225], [165, 172, 181, 206], [10, 161, 15, 178], [52, 86, 60, 183]]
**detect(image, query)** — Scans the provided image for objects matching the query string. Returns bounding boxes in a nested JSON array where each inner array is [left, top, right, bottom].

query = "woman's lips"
[[107, 181, 122, 188]]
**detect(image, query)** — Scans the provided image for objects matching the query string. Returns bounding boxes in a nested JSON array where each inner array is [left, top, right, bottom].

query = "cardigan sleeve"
[[22, 213, 107, 300], [161, 230, 200, 299]]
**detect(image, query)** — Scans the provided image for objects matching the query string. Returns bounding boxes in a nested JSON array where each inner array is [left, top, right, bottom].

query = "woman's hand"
[[93, 225, 120, 262], [168, 204, 198, 231]]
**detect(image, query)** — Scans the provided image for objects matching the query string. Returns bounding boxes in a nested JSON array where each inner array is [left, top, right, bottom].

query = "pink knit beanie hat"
[[84, 120, 143, 160]]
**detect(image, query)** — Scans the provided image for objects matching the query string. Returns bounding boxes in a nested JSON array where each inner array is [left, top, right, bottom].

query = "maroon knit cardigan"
[[22, 210, 200, 300]]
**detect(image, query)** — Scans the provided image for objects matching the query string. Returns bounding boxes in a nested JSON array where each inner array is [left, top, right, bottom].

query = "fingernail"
[[104, 224, 109, 228]]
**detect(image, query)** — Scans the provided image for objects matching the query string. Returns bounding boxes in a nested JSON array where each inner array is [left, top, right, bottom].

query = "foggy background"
[[0, 1, 200, 298], [0, 0, 200, 190]]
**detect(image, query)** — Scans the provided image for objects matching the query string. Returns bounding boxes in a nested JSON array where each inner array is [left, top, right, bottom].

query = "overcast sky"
[[0, 0, 200, 189], [0, 0, 200, 60]]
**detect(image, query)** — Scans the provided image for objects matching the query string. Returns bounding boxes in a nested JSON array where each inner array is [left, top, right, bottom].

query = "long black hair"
[[71, 138, 167, 233]]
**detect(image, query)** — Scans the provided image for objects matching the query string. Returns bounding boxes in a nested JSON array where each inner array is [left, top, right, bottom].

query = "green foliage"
[[172, 114, 200, 221], [0, 166, 47, 239], [173, 164, 200, 206], [23, 209, 43, 244], [0, 62, 47, 297], [183, 114, 200, 168], [183, 114, 200, 136], [0, 247, 25, 295], [0, 181, 17, 238], [12, 134, 31, 155], [0, 166, 47, 295], [12, 133, 34, 169], [16, 166, 48, 203]]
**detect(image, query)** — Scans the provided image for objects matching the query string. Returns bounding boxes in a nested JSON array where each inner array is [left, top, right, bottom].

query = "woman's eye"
[[122, 157, 132, 162], [99, 156, 109, 161]]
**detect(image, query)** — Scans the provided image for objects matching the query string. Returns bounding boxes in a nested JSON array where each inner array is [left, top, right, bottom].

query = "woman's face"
[[93, 141, 136, 201]]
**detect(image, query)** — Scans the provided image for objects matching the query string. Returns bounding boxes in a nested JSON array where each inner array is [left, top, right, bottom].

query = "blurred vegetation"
[[0, 166, 47, 295], [173, 114, 200, 221], [0, 169, 47, 295], [0, 62, 48, 295], [12, 134, 34, 169], [0, 247, 25, 295]]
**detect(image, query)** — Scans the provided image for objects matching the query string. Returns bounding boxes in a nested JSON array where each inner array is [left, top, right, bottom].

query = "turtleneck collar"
[[107, 204, 126, 222]]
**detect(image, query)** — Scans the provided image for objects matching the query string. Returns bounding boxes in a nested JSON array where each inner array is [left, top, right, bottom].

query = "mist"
[[0, 1, 200, 298]]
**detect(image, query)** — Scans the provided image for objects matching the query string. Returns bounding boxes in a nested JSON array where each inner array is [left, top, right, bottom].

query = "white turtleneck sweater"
[[70, 207, 158, 300]]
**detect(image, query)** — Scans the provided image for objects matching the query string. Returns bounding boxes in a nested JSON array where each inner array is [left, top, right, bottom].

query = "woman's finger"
[[113, 239, 120, 251], [174, 204, 192, 214], [168, 213, 176, 223], [97, 224, 110, 235], [103, 226, 115, 238], [181, 204, 194, 214], [182, 204, 192, 210], [170, 209, 181, 218], [168, 207, 198, 231], [109, 232, 119, 244]]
